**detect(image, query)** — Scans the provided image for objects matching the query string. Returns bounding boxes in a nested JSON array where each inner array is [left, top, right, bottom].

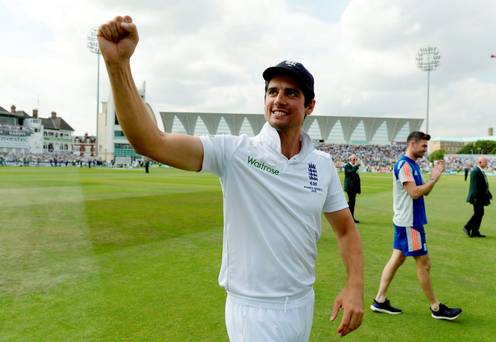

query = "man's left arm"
[[488, 171, 492, 200], [324, 209, 364, 337], [479, 170, 492, 202], [470, 169, 485, 202]]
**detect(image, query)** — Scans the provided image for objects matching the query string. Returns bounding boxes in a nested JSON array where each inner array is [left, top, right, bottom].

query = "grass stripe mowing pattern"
[[0, 167, 494, 341]]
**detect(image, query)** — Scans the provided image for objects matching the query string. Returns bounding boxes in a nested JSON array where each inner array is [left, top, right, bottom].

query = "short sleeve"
[[398, 162, 415, 184], [323, 160, 349, 213], [200, 134, 242, 177]]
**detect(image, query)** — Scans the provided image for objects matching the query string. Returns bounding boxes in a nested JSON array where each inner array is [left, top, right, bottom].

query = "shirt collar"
[[256, 122, 314, 159], [402, 155, 416, 164]]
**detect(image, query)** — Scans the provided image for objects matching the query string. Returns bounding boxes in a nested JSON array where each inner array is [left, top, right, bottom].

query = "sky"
[[1, 0, 496, 138]]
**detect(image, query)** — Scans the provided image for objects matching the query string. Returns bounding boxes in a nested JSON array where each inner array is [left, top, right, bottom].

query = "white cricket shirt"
[[200, 122, 347, 299]]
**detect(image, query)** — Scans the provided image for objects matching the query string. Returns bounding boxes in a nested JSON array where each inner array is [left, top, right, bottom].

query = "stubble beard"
[[413, 150, 426, 160]]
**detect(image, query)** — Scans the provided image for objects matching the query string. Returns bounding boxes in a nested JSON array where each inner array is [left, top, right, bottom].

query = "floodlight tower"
[[416, 46, 441, 134], [87, 27, 100, 157]]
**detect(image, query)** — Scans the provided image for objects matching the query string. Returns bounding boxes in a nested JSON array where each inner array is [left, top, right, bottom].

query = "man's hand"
[[330, 285, 364, 337], [98, 16, 139, 65], [431, 160, 445, 181]]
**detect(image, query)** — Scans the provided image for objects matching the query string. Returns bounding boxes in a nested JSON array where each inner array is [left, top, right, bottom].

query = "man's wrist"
[[105, 59, 131, 72], [346, 276, 364, 289]]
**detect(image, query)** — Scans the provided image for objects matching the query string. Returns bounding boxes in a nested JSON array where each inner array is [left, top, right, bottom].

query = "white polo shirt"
[[200, 122, 347, 299]]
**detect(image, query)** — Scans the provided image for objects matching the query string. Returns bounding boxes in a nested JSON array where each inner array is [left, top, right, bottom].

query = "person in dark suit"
[[464, 157, 492, 237], [344, 154, 361, 223]]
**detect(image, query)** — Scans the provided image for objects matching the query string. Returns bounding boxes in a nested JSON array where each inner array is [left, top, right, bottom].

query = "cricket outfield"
[[0, 167, 494, 341]]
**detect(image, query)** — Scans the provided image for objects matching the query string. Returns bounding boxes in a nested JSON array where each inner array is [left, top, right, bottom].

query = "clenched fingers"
[[98, 15, 137, 43]]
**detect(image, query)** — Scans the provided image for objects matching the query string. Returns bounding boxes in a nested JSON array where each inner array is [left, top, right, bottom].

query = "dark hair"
[[264, 80, 313, 107], [407, 131, 431, 143]]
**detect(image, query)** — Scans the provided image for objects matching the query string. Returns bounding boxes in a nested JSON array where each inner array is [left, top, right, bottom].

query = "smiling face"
[[264, 75, 315, 134], [409, 139, 429, 159]]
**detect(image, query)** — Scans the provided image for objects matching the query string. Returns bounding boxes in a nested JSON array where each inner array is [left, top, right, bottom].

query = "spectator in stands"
[[315, 142, 410, 173]]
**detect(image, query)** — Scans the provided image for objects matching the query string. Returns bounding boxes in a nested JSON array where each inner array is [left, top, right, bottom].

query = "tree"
[[429, 149, 446, 162], [458, 140, 496, 154]]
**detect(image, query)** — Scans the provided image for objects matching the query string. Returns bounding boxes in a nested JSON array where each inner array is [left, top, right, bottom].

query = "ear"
[[304, 99, 316, 117]]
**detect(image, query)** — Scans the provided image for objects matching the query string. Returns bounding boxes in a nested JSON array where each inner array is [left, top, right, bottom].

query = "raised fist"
[[98, 16, 139, 65]]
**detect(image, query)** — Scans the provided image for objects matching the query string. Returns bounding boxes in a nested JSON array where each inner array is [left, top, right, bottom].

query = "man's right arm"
[[403, 161, 444, 199], [99, 16, 203, 171], [403, 179, 437, 199], [403, 160, 444, 199]]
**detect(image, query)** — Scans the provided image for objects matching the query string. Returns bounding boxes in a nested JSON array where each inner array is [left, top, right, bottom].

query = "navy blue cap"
[[263, 60, 315, 101]]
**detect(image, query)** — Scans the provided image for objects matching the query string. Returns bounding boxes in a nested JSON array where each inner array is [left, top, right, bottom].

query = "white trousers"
[[225, 289, 314, 342]]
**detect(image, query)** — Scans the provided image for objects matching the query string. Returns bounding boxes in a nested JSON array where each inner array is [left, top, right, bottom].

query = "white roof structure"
[[159, 112, 423, 144], [431, 135, 496, 142]]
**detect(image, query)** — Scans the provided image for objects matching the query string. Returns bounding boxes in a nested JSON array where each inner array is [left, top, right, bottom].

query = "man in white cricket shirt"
[[98, 15, 364, 341]]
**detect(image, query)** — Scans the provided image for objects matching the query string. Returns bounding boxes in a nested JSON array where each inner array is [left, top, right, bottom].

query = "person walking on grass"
[[464, 156, 492, 238], [343, 154, 361, 223], [98, 15, 363, 341], [370, 131, 462, 321]]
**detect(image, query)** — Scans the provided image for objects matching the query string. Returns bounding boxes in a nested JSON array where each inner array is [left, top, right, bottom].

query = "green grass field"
[[0, 167, 495, 341]]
